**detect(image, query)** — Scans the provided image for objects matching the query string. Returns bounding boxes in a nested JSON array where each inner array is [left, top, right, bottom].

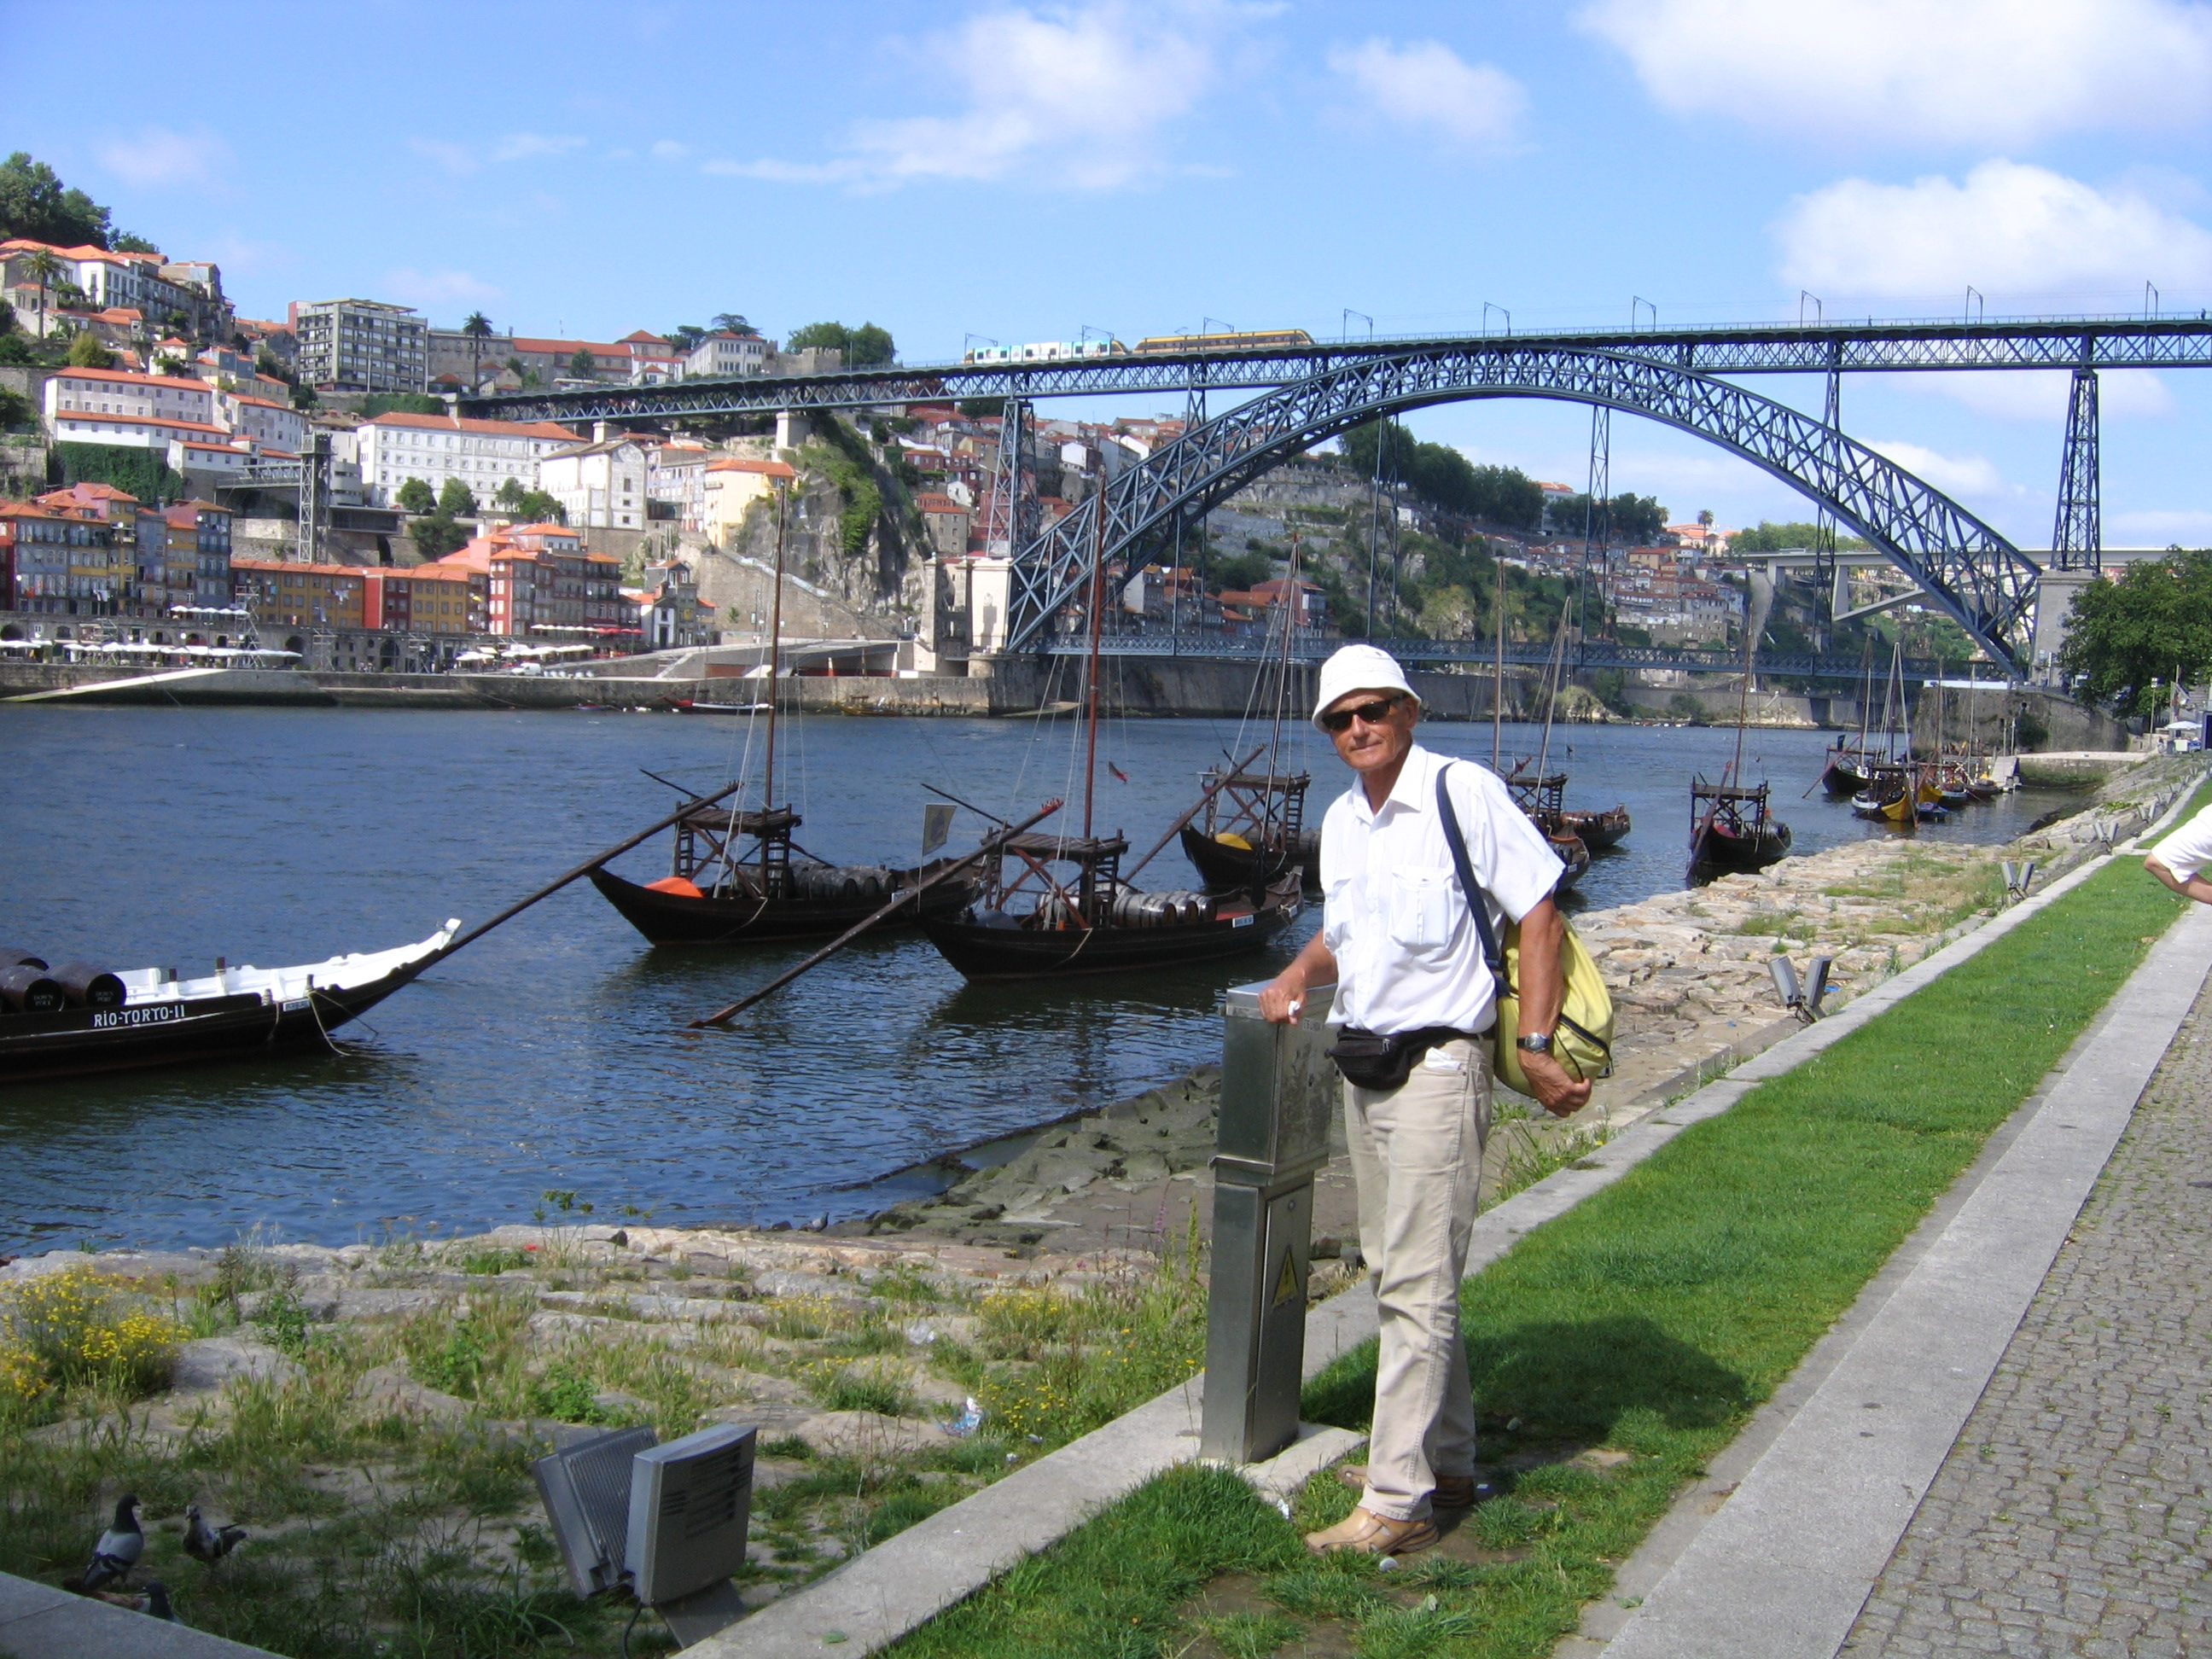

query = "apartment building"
[[45, 367, 217, 428], [357, 410, 580, 508], [701, 457, 797, 543], [0, 498, 126, 614], [219, 391, 306, 455], [440, 523, 626, 639], [426, 324, 516, 390], [293, 299, 429, 393], [360, 564, 487, 635], [538, 435, 648, 530], [232, 557, 365, 630], [0, 241, 232, 341], [645, 439, 713, 532], [166, 501, 235, 609], [685, 330, 770, 379]]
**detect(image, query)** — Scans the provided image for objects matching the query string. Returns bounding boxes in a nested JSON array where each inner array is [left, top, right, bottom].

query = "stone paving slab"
[[0, 1569, 280, 1657], [1593, 899, 2212, 1659], [1842, 961, 2212, 1655]]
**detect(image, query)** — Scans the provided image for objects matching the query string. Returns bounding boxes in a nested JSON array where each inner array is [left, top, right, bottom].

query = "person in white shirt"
[[2145, 801, 2212, 903], [1260, 643, 1590, 1557]]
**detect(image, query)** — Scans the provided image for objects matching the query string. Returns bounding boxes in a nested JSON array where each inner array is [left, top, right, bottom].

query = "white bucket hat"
[[1312, 643, 1419, 729]]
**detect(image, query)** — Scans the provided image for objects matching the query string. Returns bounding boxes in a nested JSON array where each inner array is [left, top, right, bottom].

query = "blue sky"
[[11, 0, 2212, 544]]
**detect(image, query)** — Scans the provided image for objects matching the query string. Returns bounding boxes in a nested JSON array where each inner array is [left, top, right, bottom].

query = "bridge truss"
[[999, 345, 2044, 673]]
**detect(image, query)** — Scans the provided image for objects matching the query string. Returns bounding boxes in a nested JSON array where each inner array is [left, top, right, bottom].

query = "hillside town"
[[0, 220, 1753, 674]]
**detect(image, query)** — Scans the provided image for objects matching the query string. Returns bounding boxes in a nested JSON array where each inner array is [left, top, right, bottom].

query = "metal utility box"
[[626, 1423, 758, 1608], [1202, 981, 1337, 1466], [533, 1425, 659, 1597]]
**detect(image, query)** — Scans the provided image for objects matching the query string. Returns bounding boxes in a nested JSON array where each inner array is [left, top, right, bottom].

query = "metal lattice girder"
[[2051, 364, 2101, 573], [464, 316, 2212, 424], [1001, 346, 2043, 674]]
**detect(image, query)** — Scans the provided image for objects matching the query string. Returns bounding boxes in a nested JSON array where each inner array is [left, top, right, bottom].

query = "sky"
[[10, 0, 2212, 545]]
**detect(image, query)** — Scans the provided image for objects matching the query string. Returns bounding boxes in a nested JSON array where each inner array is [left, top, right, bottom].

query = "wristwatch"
[[1515, 1032, 1555, 1054]]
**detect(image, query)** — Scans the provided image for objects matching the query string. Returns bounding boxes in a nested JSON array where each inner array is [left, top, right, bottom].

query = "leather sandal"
[[1335, 1464, 1480, 1511], [1303, 1505, 1440, 1556]]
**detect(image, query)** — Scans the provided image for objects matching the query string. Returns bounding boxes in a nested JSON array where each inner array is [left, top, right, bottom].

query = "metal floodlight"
[[1805, 957, 1833, 1018], [533, 1425, 658, 1598], [628, 1423, 757, 1612], [1768, 955, 1803, 1012]]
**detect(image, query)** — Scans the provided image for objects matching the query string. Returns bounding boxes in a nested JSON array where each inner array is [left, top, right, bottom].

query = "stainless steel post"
[[1201, 980, 1338, 1465]]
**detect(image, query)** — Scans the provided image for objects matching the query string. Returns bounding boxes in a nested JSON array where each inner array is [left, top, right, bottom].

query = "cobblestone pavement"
[[1842, 987, 2212, 1657]]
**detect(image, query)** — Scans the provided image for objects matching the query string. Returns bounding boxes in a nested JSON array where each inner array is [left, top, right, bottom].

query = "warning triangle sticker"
[[1272, 1245, 1301, 1307]]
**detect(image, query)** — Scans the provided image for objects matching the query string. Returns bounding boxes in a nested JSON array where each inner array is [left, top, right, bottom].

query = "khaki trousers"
[[1343, 1037, 1491, 1522]]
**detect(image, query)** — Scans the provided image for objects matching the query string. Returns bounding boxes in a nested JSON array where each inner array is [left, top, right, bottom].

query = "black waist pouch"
[[1327, 1026, 1476, 1092]]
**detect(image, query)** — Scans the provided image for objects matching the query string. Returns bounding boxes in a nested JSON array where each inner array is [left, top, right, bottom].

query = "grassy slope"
[[888, 850, 2190, 1659]]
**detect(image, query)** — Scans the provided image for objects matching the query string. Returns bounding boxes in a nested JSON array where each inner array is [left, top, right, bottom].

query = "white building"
[[294, 298, 429, 393], [357, 410, 580, 509], [646, 440, 713, 533], [46, 367, 217, 428], [684, 330, 770, 379], [538, 435, 649, 530], [220, 392, 306, 455]]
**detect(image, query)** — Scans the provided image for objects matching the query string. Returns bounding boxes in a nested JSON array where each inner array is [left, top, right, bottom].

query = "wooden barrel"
[[49, 963, 126, 1010], [0, 965, 67, 1013]]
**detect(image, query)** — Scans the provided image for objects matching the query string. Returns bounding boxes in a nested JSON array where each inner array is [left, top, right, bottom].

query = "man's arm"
[[1259, 931, 1336, 1024], [1511, 896, 1594, 1118], [2145, 854, 2212, 905]]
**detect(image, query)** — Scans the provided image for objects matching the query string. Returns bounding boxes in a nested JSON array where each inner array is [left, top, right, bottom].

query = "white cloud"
[[384, 267, 504, 308], [491, 132, 587, 163], [1578, 0, 2212, 146], [1866, 438, 2012, 499], [717, 2, 1236, 190], [1776, 160, 2212, 303], [1879, 368, 2178, 422], [2110, 507, 2212, 541], [96, 127, 233, 187], [1324, 38, 1525, 148]]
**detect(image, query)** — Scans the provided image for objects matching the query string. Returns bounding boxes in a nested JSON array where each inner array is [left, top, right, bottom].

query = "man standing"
[[2145, 799, 2212, 904], [1259, 643, 1591, 1556]]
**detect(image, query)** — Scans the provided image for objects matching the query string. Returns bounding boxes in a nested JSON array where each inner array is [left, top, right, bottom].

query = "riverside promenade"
[[1580, 886, 2212, 1657]]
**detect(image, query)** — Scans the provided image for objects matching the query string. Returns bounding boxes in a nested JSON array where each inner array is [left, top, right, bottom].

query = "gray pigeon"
[[183, 1505, 245, 1565], [79, 1494, 142, 1592], [143, 1581, 176, 1621]]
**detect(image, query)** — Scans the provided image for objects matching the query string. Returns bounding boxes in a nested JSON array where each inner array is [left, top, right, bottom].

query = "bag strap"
[[1434, 764, 1507, 992]]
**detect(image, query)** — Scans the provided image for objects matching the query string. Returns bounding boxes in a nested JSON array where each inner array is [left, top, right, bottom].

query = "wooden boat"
[[1179, 766, 1320, 892], [1821, 743, 1877, 795], [597, 484, 972, 946], [662, 697, 771, 715], [1504, 769, 1592, 890], [1559, 806, 1630, 851], [589, 804, 974, 946], [0, 928, 457, 1085], [1691, 777, 1793, 870], [922, 492, 1301, 981]]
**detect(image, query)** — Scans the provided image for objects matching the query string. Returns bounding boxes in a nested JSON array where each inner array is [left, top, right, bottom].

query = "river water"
[[0, 706, 2078, 1253]]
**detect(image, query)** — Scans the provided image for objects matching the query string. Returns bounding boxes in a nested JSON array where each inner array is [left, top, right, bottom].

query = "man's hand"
[[1260, 933, 1337, 1025], [2145, 853, 2212, 905], [1516, 1047, 1592, 1117]]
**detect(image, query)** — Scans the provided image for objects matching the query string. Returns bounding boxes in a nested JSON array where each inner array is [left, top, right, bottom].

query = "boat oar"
[[1121, 745, 1268, 884], [434, 779, 749, 963], [689, 799, 1065, 1028]]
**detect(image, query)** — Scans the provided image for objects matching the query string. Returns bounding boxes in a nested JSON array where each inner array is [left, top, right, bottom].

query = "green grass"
[[888, 853, 2189, 1659]]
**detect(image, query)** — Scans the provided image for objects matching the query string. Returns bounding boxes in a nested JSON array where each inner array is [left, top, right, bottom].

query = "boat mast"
[[1491, 560, 1505, 771], [762, 480, 788, 850], [1266, 535, 1299, 831], [1730, 583, 1755, 784], [1534, 614, 1568, 783], [1081, 489, 1108, 841]]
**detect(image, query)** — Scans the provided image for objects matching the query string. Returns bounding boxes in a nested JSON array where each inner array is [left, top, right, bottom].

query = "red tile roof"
[[49, 367, 212, 393], [365, 411, 579, 440], [705, 457, 798, 478]]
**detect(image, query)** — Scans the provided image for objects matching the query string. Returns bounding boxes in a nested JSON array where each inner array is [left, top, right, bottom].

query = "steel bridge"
[[457, 313, 2212, 679]]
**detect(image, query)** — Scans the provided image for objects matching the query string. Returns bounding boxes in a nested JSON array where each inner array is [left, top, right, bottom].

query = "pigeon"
[[79, 1494, 142, 1592], [143, 1581, 176, 1622], [183, 1505, 246, 1565]]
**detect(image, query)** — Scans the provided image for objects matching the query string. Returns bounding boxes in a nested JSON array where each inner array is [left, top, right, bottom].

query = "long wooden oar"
[[434, 780, 748, 962], [689, 798, 1064, 1028], [1120, 745, 1267, 883]]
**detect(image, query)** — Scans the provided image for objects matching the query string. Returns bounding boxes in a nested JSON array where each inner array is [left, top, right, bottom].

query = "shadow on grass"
[[1304, 1314, 1749, 1443]]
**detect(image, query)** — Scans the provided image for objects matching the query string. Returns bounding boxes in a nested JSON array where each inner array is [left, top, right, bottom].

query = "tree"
[[667, 323, 706, 354], [396, 477, 437, 515], [786, 320, 896, 367], [513, 488, 565, 524], [359, 393, 444, 418], [0, 386, 33, 431], [1548, 492, 1670, 546], [0, 300, 12, 336], [1729, 519, 1870, 553], [437, 478, 479, 518], [710, 311, 752, 335], [0, 153, 125, 248], [568, 346, 597, 379], [2058, 550, 2212, 715], [410, 515, 472, 560], [1341, 419, 1545, 531], [20, 248, 62, 337], [67, 331, 114, 369], [462, 311, 494, 386]]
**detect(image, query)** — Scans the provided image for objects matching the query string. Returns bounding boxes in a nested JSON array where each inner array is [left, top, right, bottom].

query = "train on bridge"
[[960, 329, 1316, 364]]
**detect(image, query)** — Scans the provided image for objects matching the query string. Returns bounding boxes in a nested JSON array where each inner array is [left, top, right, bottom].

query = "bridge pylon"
[[2052, 362, 2100, 573]]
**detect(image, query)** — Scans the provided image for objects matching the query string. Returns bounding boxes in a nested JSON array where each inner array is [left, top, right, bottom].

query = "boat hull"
[[590, 867, 973, 946], [0, 975, 413, 1086], [1692, 820, 1794, 871], [922, 896, 1300, 981], [1559, 808, 1630, 851], [1178, 824, 1320, 892]]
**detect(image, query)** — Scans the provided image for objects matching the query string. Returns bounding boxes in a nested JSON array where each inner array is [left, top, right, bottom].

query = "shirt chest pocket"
[[1387, 866, 1459, 953]]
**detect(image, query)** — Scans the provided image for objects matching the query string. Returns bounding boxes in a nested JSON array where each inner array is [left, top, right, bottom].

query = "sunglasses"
[[1318, 694, 1405, 734]]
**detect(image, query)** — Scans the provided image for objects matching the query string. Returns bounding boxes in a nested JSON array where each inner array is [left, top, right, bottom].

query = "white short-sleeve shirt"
[[2153, 800, 2212, 882], [1319, 744, 1565, 1036]]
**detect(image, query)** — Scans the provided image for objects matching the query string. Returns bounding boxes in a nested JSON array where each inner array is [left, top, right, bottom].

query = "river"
[[0, 706, 2080, 1253]]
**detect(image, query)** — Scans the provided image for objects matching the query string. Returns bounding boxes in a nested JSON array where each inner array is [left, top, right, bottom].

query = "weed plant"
[[888, 855, 2187, 1658]]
